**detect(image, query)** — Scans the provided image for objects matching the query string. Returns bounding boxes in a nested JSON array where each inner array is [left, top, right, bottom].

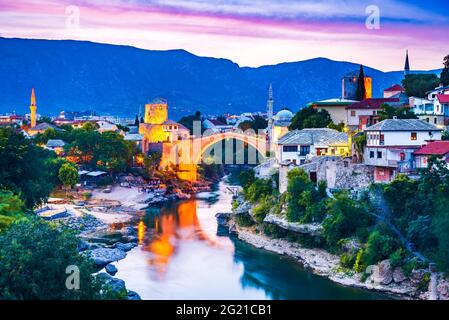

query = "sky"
[[0, 0, 448, 71]]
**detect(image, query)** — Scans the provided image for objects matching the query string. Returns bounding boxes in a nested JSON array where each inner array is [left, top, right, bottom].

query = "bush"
[[263, 223, 287, 239], [361, 230, 397, 267], [389, 248, 406, 268], [0, 218, 125, 299], [340, 253, 357, 269], [235, 214, 255, 228], [252, 196, 272, 223]]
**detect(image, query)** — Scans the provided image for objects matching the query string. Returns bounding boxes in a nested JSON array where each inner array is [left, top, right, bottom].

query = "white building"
[[276, 128, 348, 165], [364, 118, 442, 182], [410, 85, 449, 128]]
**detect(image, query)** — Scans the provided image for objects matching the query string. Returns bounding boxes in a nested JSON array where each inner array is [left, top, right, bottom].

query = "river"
[[114, 180, 389, 300]]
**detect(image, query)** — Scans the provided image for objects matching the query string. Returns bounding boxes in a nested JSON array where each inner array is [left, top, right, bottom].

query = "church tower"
[[30, 87, 37, 128], [404, 50, 410, 76]]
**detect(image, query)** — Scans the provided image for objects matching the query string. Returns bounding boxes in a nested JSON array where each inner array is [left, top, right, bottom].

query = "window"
[[351, 110, 356, 117], [370, 151, 375, 158], [380, 134, 385, 145], [299, 146, 310, 156], [283, 145, 298, 152], [400, 152, 405, 161], [434, 118, 437, 124], [377, 151, 382, 159], [373, 111, 377, 115], [411, 132, 417, 140]]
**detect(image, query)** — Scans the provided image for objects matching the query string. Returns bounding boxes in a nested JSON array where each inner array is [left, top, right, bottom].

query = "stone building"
[[138, 98, 190, 153]]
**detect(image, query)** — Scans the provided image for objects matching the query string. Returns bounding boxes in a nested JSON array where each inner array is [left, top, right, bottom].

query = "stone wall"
[[279, 156, 374, 193]]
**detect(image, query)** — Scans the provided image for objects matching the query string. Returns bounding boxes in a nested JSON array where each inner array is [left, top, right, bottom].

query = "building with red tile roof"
[[414, 140, 449, 168]]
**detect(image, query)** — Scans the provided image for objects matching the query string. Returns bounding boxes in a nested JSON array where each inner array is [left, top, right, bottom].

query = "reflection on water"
[[114, 181, 389, 300]]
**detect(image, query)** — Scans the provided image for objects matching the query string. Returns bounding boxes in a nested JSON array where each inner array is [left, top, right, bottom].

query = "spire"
[[404, 50, 410, 76], [31, 87, 36, 106], [267, 83, 274, 125]]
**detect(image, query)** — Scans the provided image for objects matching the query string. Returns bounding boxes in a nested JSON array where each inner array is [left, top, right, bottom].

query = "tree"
[[0, 191, 25, 232], [361, 229, 397, 267], [442, 130, 449, 141], [0, 218, 126, 299], [289, 106, 332, 130], [134, 115, 140, 127], [58, 163, 80, 194], [402, 74, 440, 98], [285, 168, 327, 222], [355, 65, 367, 101], [238, 169, 256, 189], [178, 111, 205, 135], [238, 115, 268, 132], [440, 55, 449, 87], [0, 128, 57, 208], [322, 192, 373, 249], [378, 103, 417, 121]]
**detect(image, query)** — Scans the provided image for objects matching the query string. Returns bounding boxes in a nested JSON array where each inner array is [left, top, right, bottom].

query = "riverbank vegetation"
[[237, 158, 449, 276]]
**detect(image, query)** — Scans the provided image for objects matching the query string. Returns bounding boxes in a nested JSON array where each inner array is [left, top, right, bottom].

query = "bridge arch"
[[160, 131, 268, 182]]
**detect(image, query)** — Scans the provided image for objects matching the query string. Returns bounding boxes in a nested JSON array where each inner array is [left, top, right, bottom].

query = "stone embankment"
[[217, 203, 449, 300]]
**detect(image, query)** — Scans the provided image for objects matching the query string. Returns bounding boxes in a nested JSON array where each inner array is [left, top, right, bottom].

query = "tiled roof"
[[437, 94, 449, 103], [278, 128, 348, 146], [346, 98, 400, 110], [124, 134, 144, 141], [384, 84, 404, 92], [414, 141, 449, 156], [30, 122, 62, 131], [365, 119, 441, 131], [308, 98, 358, 107]]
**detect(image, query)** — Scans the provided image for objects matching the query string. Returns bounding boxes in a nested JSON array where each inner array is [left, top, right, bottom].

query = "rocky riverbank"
[[217, 208, 449, 300]]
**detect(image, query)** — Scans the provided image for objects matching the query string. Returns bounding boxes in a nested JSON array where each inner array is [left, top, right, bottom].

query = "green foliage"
[[178, 111, 205, 135], [327, 122, 345, 132], [263, 223, 287, 239], [58, 162, 80, 188], [252, 196, 273, 223], [238, 169, 256, 189], [0, 128, 57, 208], [285, 168, 327, 223], [235, 214, 255, 228], [243, 178, 273, 204], [383, 174, 423, 231], [289, 106, 332, 130], [378, 104, 417, 121], [322, 192, 374, 249], [389, 248, 406, 268], [353, 249, 366, 273], [402, 74, 440, 98], [442, 130, 449, 141], [440, 55, 449, 86], [238, 115, 267, 132], [432, 198, 449, 272], [353, 132, 367, 161], [0, 191, 25, 232], [340, 252, 357, 269], [361, 229, 397, 267], [0, 218, 125, 299]]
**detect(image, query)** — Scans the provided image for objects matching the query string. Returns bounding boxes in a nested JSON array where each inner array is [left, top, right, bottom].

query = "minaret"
[[404, 50, 410, 77], [30, 87, 37, 128], [267, 83, 274, 129]]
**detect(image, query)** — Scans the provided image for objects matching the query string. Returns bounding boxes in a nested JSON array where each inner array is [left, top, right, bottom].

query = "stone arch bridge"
[[160, 131, 268, 182]]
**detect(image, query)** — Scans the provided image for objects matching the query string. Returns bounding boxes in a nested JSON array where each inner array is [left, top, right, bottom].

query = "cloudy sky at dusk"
[[1, 0, 448, 71]]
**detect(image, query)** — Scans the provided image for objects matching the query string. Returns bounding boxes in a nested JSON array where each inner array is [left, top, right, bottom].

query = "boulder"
[[88, 248, 127, 268], [393, 267, 407, 283], [96, 273, 126, 292], [127, 290, 142, 300], [115, 242, 136, 252], [375, 259, 393, 285], [105, 264, 118, 276], [411, 269, 428, 284], [215, 212, 232, 227], [437, 278, 449, 299]]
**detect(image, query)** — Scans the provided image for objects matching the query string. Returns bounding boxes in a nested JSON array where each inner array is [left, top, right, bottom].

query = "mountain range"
[[0, 37, 441, 120]]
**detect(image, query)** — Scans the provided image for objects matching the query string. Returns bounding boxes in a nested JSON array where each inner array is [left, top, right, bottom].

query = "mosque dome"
[[274, 109, 293, 121]]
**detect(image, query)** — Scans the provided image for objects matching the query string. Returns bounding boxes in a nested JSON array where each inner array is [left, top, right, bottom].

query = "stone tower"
[[144, 98, 168, 125], [30, 87, 37, 128], [404, 50, 410, 77]]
